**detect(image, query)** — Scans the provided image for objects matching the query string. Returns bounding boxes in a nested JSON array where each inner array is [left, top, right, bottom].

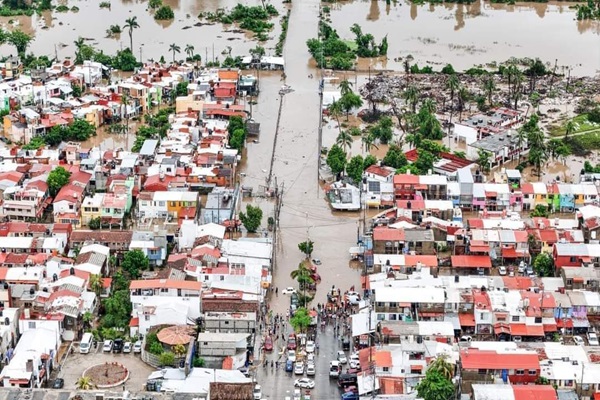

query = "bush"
[[159, 351, 175, 367], [154, 5, 174, 20]]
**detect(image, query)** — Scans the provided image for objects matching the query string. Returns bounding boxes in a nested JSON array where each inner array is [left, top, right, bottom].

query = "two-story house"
[[1, 180, 50, 221]]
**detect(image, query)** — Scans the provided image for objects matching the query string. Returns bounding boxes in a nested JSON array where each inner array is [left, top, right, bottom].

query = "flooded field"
[[327, 0, 600, 76]]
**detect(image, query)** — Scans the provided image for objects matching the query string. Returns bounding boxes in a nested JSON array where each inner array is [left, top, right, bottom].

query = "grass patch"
[[549, 114, 600, 137], [567, 132, 600, 156]]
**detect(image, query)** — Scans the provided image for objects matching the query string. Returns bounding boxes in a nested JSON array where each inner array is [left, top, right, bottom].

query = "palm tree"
[[564, 120, 575, 141], [403, 84, 420, 113], [89, 274, 103, 297], [446, 75, 460, 147], [290, 263, 313, 297], [336, 130, 353, 153], [339, 79, 353, 96], [362, 131, 378, 154], [123, 16, 140, 53], [457, 86, 470, 122], [185, 44, 195, 61], [74, 37, 85, 63], [76, 376, 96, 390], [329, 100, 344, 136], [422, 98, 436, 114], [169, 43, 181, 63], [121, 94, 130, 136], [428, 355, 454, 380], [482, 74, 496, 107], [516, 126, 528, 163]]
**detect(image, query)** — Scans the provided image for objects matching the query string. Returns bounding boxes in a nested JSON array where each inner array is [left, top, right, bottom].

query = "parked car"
[[306, 363, 316, 376], [349, 359, 361, 370], [337, 350, 347, 364], [264, 336, 273, 352], [573, 335, 585, 346], [294, 361, 305, 375], [253, 384, 262, 400], [133, 340, 142, 354], [52, 378, 64, 389], [498, 266, 507, 276], [287, 334, 297, 350], [102, 340, 113, 352], [112, 339, 124, 353], [123, 341, 132, 353], [518, 261, 526, 274], [286, 360, 294, 372], [305, 340, 315, 353], [588, 332, 599, 346], [282, 287, 297, 295], [294, 378, 315, 389], [288, 350, 297, 362], [312, 258, 322, 265], [341, 392, 359, 400], [307, 353, 315, 364], [329, 360, 341, 377]]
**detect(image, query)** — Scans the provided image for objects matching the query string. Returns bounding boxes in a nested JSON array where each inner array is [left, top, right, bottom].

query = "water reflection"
[[367, 0, 380, 21]]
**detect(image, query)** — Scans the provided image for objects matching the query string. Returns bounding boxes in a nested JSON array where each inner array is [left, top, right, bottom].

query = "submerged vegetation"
[[201, 4, 279, 40], [306, 21, 387, 70]]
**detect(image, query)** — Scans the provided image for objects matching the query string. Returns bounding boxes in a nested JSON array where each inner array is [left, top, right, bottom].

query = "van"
[[80, 332, 93, 354]]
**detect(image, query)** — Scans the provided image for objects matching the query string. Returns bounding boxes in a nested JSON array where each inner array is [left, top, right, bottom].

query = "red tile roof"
[[365, 165, 394, 178], [54, 184, 84, 203], [373, 227, 405, 242], [512, 385, 557, 400], [510, 324, 545, 337], [460, 349, 540, 370], [451, 255, 492, 268], [130, 279, 201, 291], [393, 174, 419, 185]]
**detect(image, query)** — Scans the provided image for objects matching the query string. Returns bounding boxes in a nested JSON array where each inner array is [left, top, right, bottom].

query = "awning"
[[459, 313, 476, 327], [511, 324, 544, 337], [573, 318, 590, 328], [543, 324, 557, 332], [418, 312, 443, 317], [469, 246, 489, 253], [502, 247, 523, 258], [581, 256, 592, 263], [399, 302, 411, 307], [556, 318, 573, 328], [494, 323, 510, 335], [410, 365, 423, 371]]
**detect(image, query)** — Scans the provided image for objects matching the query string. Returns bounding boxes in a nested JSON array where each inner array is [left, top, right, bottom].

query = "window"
[[512, 315, 520, 322], [389, 302, 397, 308], [224, 321, 229, 325], [565, 380, 573, 387], [478, 369, 487, 375], [515, 369, 524, 375], [570, 257, 577, 262], [161, 288, 168, 293], [528, 370, 537, 376], [28, 321, 36, 329], [390, 314, 397, 321], [566, 279, 573, 285], [145, 315, 150, 321], [534, 317, 542, 323], [383, 367, 389, 372], [220, 276, 224, 281]]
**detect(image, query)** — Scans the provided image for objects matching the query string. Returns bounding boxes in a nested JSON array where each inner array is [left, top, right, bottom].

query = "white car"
[[287, 350, 296, 362], [294, 361, 305, 375], [349, 359, 361, 370], [337, 350, 347, 364], [311, 258, 322, 265], [305, 340, 315, 353], [253, 384, 262, 400], [133, 340, 142, 353], [123, 341, 132, 353], [307, 353, 315, 364], [102, 340, 113, 352], [306, 363, 316, 376], [282, 287, 297, 295], [498, 266, 507, 276], [518, 261, 526, 274], [588, 332, 599, 346], [573, 336, 585, 346], [294, 377, 315, 388]]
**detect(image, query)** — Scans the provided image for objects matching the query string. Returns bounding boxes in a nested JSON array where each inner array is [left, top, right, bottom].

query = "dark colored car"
[[285, 360, 294, 372], [264, 336, 273, 352], [52, 378, 64, 389], [112, 339, 124, 353]]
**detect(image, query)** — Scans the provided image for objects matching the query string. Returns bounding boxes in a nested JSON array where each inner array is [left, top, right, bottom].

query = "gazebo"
[[157, 325, 196, 346]]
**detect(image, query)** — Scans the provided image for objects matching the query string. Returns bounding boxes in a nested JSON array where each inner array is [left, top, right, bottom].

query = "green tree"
[[239, 204, 263, 233], [172, 344, 187, 357], [370, 116, 394, 144], [121, 249, 149, 279], [363, 154, 377, 169], [564, 120, 575, 141], [403, 84, 420, 113], [446, 74, 460, 139], [531, 204, 549, 218], [416, 369, 455, 400], [7, 30, 32, 55], [74, 36, 85, 64], [476, 149, 491, 174], [361, 131, 378, 154], [89, 274, 103, 297], [155, 5, 175, 20], [47, 166, 71, 197], [346, 155, 364, 183], [382, 145, 407, 169], [533, 252, 554, 277], [149, 0, 162, 9], [428, 355, 454, 380], [101, 289, 132, 328], [338, 79, 353, 96], [290, 307, 312, 333], [298, 240, 314, 258], [229, 128, 246, 151], [339, 91, 363, 120], [326, 144, 347, 178], [22, 136, 45, 150], [482, 74, 496, 107], [169, 43, 181, 62], [123, 16, 140, 53], [159, 351, 176, 367]]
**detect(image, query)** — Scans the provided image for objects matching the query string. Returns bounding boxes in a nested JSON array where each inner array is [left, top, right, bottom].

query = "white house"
[[1, 326, 60, 388], [129, 279, 201, 335], [137, 191, 199, 219], [178, 221, 226, 251]]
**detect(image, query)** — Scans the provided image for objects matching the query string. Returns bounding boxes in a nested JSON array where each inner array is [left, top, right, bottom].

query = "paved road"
[[255, 318, 348, 400]]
